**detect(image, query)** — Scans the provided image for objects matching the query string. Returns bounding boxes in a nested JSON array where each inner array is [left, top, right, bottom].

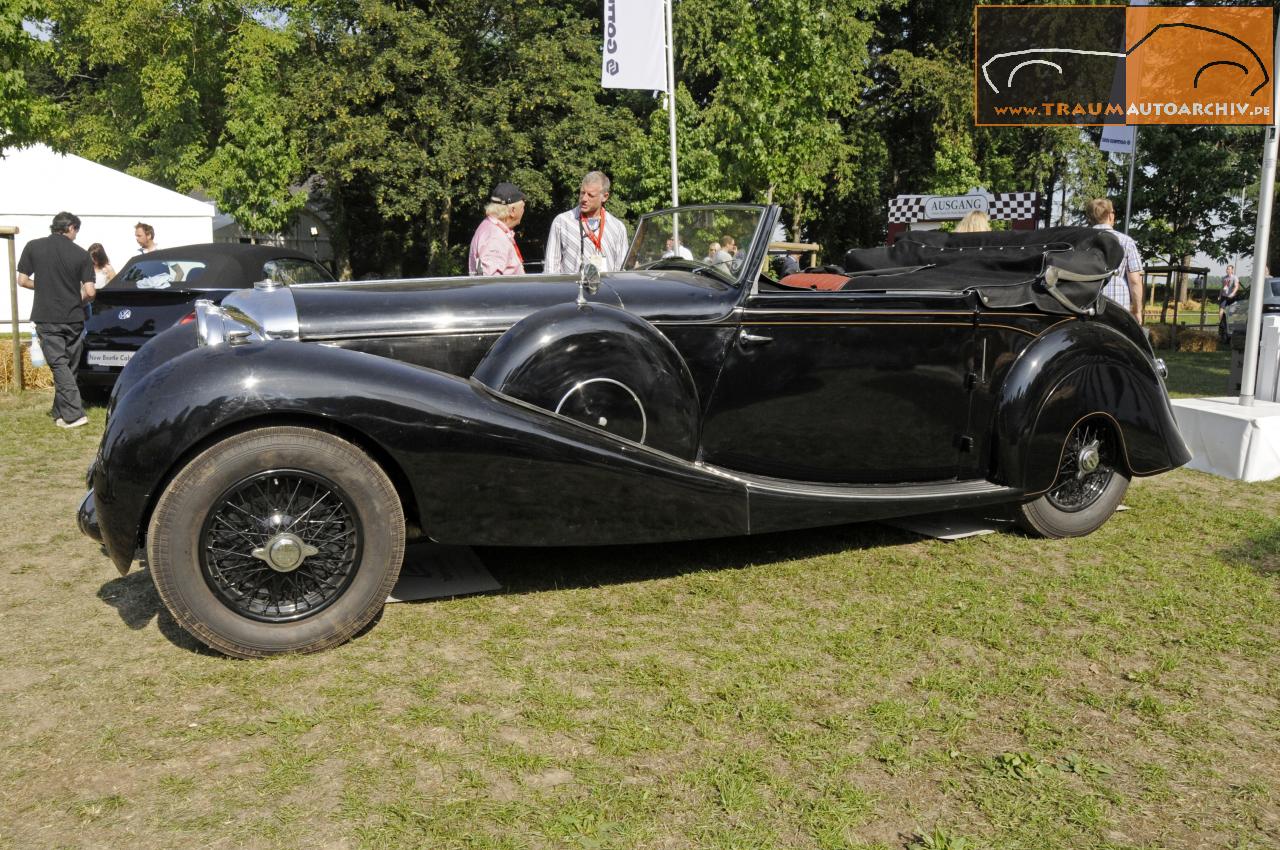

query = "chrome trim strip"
[[306, 327, 511, 341], [743, 308, 973, 318], [692, 462, 1019, 501]]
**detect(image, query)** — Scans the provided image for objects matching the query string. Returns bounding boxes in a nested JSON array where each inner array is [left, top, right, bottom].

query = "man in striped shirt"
[[1085, 198, 1144, 323], [544, 171, 630, 274]]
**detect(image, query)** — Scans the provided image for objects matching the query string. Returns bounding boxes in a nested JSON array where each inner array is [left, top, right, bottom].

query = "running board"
[[695, 464, 1023, 535]]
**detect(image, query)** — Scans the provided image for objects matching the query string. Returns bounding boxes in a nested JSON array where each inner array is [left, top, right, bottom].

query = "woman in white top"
[[87, 243, 116, 288]]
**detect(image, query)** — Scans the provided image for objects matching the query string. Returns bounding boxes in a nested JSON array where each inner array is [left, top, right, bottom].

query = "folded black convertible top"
[[840, 226, 1126, 314]]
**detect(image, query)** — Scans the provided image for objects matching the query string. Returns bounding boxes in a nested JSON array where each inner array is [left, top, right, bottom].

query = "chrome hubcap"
[[251, 532, 319, 573], [1077, 441, 1102, 477]]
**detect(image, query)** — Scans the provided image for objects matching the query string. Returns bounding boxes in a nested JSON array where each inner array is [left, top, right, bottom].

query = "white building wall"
[[1, 145, 214, 329]]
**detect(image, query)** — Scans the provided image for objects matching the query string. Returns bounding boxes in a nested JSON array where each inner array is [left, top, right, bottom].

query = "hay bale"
[[1143, 323, 1218, 352], [0, 339, 55, 390], [1147, 323, 1174, 350], [1176, 328, 1219, 352]]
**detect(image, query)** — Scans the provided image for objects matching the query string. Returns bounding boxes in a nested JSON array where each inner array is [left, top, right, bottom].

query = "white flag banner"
[[601, 0, 667, 91], [1100, 125, 1136, 154]]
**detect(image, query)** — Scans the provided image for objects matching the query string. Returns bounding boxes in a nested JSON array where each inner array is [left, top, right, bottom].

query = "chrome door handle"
[[739, 330, 773, 347]]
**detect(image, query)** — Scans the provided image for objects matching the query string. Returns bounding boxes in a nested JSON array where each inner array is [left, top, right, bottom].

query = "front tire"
[[147, 426, 405, 658], [1016, 420, 1130, 538]]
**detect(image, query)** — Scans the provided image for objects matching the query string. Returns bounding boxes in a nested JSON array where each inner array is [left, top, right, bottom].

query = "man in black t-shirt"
[[17, 211, 97, 428]]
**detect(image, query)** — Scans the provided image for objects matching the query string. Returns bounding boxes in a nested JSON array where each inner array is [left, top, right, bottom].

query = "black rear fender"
[[992, 321, 1191, 493]]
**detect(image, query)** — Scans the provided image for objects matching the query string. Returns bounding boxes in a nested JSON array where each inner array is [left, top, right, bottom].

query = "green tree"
[[291, 0, 647, 276], [679, 0, 883, 239], [1125, 125, 1262, 272], [195, 19, 307, 234], [0, 0, 59, 150]]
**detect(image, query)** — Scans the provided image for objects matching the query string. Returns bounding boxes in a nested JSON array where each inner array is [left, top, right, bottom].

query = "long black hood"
[[291, 271, 740, 341]]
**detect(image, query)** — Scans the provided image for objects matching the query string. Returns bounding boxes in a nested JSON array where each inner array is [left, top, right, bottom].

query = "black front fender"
[[473, 302, 702, 459], [93, 342, 747, 570], [993, 321, 1191, 493]]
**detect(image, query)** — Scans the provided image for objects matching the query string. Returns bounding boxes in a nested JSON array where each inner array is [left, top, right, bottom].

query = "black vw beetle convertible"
[[79, 204, 1190, 657]]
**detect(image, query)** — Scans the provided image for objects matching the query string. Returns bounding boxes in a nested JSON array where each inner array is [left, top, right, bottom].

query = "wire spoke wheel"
[[1017, 419, 1129, 539], [200, 469, 363, 622], [1045, 422, 1115, 513]]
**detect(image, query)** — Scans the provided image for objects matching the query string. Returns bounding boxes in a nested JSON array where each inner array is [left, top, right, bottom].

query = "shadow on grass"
[[89, 520, 958, 653], [473, 521, 928, 596], [1220, 522, 1280, 576], [95, 569, 212, 655]]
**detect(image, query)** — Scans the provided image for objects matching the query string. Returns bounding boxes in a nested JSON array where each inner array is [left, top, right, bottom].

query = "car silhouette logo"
[[118, 309, 132, 320], [981, 22, 1270, 97]]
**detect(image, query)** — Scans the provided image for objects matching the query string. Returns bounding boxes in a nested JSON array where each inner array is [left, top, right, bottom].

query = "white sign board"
[[923, 192, 990, 220], [1100, 125, 1136, 154]]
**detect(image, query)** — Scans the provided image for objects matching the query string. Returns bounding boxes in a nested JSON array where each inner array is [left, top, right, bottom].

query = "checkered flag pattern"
[[888, 195, 927, 223], [988, 192, 1038, 222]]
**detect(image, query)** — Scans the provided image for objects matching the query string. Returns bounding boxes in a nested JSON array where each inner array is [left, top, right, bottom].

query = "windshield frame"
[[624, 203, 777, 289]]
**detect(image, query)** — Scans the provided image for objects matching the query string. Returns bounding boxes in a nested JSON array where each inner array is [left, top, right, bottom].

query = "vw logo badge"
[[118, 309, 132, 320]]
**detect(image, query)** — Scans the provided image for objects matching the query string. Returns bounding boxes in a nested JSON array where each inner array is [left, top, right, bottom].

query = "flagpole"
[[1123, 126, 1138, 234], [665, 0, 679, 209], [1238, 17, 1279, 407]]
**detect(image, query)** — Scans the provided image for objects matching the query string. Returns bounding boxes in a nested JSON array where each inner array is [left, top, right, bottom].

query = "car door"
[[699, 287, 980, 484]]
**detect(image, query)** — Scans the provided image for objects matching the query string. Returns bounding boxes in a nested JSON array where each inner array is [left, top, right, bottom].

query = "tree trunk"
[[428, 196, 453, 277], [1176, 253, 1193, 303]]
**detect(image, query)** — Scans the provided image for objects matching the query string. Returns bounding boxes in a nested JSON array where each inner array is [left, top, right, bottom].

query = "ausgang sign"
[[923, 192, 991, 220]]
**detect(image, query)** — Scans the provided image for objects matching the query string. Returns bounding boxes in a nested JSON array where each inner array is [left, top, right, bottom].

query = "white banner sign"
[[1100, 125, 1136, 154], [923, 192, 990, 220], [600, 0, 666, 91]]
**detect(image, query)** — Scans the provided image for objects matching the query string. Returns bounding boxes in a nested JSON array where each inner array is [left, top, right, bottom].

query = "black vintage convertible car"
[[79, 204, 1190, 657]]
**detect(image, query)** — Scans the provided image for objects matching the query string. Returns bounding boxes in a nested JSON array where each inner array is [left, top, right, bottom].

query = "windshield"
[[116, 259, 208, 290], [624, 206, 765, 283], [263, 258, 335, 285]]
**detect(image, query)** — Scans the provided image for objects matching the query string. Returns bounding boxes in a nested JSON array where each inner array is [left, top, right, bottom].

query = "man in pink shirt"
[[469, 182, 526, 276]]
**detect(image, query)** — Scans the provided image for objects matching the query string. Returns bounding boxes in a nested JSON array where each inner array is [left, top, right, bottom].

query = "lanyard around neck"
[[580, 209, 606, 253]]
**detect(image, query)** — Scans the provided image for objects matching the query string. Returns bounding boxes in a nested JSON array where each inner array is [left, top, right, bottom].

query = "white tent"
[[0, 144, 214, 328]]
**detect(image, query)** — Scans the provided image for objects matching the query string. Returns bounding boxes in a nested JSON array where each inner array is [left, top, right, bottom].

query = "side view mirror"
[[576, 261, 601, 307]]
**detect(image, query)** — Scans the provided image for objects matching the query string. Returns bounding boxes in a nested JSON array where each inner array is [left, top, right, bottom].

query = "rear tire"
[[147, 426, 404, 658], [1016, 420, 1130, 538]]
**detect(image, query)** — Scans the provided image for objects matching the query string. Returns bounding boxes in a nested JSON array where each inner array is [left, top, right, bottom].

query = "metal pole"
[[665, 0, 678, 209], [3, 227, 21, 392], [1123, 126, 1139, 234], [1239, 21, 1279, 407]]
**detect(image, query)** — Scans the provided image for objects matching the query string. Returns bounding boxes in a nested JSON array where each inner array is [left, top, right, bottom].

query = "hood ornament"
[[576, 261, 601, 308]]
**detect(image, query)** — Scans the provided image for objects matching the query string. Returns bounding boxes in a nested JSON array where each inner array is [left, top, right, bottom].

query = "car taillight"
[[179, 312, 196, 325]]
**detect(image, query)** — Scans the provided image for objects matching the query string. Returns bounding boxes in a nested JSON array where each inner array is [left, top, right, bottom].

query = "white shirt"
[[544, 208, 629, 274]]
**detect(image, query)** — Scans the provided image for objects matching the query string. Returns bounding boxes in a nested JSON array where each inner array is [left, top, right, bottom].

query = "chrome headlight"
[[195, 284, 299, 348]]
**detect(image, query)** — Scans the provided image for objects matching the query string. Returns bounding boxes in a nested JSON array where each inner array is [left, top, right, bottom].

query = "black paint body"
[[83, 209, 1191, 571]]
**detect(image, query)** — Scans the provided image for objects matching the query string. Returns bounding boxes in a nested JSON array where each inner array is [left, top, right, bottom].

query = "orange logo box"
[[1126, 7, 1273, 125]]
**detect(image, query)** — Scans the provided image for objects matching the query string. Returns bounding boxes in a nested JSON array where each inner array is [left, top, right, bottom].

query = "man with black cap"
[[469, 182, 526, 276], [16, 211, 96, 429]]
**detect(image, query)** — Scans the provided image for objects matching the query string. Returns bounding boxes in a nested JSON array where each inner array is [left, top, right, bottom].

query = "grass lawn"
[[1, 354, 1276, 850], [1161, 350, 1232, 399]]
